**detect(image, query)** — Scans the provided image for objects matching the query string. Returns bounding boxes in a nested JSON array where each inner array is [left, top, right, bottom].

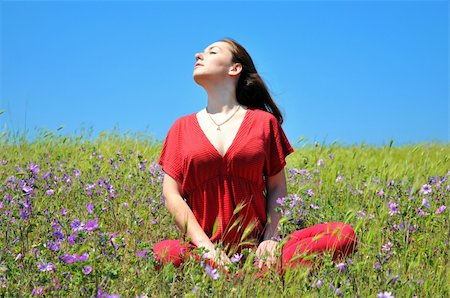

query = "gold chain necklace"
[[206, 105, 241, 131]]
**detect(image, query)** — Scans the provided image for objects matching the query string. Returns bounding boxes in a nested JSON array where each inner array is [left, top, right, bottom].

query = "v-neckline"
[[194, 108, 250, 159]]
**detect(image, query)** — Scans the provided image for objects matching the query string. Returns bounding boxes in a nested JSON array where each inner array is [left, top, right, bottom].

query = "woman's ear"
[[228, 63, 242, 77]]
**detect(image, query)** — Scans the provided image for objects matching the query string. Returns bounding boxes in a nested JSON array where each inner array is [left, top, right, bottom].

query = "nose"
[[195, 52, 203, 61]]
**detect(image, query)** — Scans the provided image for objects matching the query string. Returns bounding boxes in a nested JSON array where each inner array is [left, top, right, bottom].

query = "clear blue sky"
[[1, 0, 448, 146]]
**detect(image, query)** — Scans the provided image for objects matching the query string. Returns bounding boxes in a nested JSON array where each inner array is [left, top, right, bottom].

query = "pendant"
[[217, 126, 221, 131]]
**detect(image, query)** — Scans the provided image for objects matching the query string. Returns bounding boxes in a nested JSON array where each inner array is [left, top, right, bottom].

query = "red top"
[[159, 108, 294, 250]]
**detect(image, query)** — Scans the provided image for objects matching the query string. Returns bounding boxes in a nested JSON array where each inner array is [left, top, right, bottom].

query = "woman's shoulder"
[[170, 112, 197, 127]]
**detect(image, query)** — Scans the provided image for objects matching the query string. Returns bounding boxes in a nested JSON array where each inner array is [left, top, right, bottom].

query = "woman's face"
[[193, 41, 237, 84]]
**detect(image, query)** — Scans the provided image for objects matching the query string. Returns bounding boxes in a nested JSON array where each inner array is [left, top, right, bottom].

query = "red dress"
[[156, 108, 357, 269], [158, 108, 294, 248]]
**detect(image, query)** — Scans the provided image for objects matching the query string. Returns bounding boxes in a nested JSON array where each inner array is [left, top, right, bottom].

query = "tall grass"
[[0, 131, 448, 297]]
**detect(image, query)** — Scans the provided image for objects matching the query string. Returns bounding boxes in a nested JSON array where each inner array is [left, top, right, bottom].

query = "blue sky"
[[1, 0, 448, 146]]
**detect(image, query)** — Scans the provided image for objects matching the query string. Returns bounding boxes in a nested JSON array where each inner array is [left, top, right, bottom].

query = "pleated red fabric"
[[159, 108, 294, 248]]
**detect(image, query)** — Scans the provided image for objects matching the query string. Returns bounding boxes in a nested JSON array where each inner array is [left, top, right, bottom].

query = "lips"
[[194, 63, 203, 68]]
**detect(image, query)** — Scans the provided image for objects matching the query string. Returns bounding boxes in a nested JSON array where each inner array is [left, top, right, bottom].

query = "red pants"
[[153, 222, 357, 269]]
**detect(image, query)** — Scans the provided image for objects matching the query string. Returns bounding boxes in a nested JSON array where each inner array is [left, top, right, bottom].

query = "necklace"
[[206, 105, 241, 131]]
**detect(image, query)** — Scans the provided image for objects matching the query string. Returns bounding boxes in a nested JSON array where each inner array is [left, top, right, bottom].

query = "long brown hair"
[[221, 38, 284, 124]]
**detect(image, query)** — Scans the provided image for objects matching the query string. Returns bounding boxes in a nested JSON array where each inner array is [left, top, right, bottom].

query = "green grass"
[[0, 132, 448, 297]]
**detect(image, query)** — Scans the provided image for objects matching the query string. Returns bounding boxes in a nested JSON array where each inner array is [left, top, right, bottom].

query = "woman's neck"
[[204, 84, 239, 113]]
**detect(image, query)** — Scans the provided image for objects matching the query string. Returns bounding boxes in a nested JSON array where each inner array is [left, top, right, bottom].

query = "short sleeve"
[[158, 119, 184, 184], [264, 117, 294, 177]]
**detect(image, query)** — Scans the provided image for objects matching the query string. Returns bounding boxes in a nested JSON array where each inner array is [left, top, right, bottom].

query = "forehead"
[[203, 41, 233, 53]]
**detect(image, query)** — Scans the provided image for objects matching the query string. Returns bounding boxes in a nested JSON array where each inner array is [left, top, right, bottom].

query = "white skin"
[[162, 41, 288, 269]]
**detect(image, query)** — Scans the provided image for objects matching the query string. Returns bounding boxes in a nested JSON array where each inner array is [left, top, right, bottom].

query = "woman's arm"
[[162, 173, 231, 265], [255, 168, 288, 268], [263, 168, 288, 240]]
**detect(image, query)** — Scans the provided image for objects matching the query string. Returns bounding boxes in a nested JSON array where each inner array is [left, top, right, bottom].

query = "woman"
[[154, 38, 357, 271]]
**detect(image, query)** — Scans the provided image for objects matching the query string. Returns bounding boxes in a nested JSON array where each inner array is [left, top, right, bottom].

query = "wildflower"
[[377, 189, 385, 196], [336, 262, 346, 273], [68, 233, 77, 245], [31, 286, 45, 296], [374, 262, 381, 270], [435, 205, 446, 214], [136, 251, 147, 258], [317, 159, 325, 167], [82, 266, 93, 275], [378, 292, 394, 298], [60, 209, 68, 215], [38, 261, 55, 272], [416, 207, 428, 216], [421, 198, 430, 209], [73, 169, 81, 178], [85, 218, 99, 232], [22, 184, 33, 194], [29, 162, 40, 174], [420, 184, 432, 195], [48, 241, 60, 251], [387, 202, 400, 216], [306, 189, 314, 197], [86, 203, 94, 214], [381, 242, 393, 252], [205, 264, 219, 280], [336, 175, 343, 183], [329, 283, 343, 296], [231, 253, 243, 263], [70, 219, 85, 232], [309, 203, 319, 209], [311, 279, 323, 288], [45, 189, 54, 196]]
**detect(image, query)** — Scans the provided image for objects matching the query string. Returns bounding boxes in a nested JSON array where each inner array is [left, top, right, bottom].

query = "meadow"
[[0, 132, 448, 297]]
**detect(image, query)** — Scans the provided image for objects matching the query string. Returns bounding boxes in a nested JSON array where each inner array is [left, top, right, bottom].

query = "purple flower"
[[45, 189, 54, 196], [38, 261, 55, 272], [306, 189, 314, 197], [336, 262, 346, 273], [62, 253, 77, 264], [60, 209, 68, 215], [78, 252, 89, 262], [435, 205, 446, 214], [83, 266, 92, 275], [86, 203, 94, 214], [312, 279, 323, 288], [48, 241, 60, 251], [32, 286, 45, 296], [377, 189, 385, 196], [387, 202, 400, 216], [374, 262, 381, 270], [70, 219, 85, 232], [73, 169, 81, 178], [29, 162, 40, 174], [309, 203, 319, 209], [381, 242, 393, 252], [329, 283, 343, 296], [230, 253, 243, 263], [336, 175, 343, 183], [378, 292, 395, 298], [136, 251, 147, 258], [317, 159, 325, 167], [22, 184, 33, 194], [416, 207, 428, 216], [205, 264, 219, 280], [421, 198, 430, 209], [85, 218, 98, 232], [68, 233, 77, 245], [420, 184, 432, 195]]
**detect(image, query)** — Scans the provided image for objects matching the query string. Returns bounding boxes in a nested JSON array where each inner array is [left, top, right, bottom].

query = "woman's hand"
[[255, 240, 280, 269], [202, 246, 231, 270]]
